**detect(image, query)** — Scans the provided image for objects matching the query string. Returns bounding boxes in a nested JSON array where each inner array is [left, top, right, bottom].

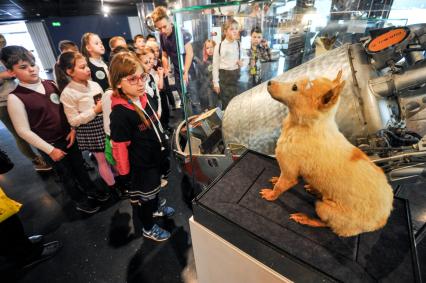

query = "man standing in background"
[[151, 6, 201, 116]]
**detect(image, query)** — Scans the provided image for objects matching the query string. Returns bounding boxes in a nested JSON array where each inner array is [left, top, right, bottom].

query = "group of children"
[[2, 32, 176, 241], [0, 16, 272, 243]]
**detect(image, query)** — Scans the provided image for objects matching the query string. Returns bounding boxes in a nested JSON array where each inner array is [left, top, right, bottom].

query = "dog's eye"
[[292, 84, 298, 91]]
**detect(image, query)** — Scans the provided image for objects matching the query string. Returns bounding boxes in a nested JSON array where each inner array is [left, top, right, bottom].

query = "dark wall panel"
[[45, 15, 132, 57]]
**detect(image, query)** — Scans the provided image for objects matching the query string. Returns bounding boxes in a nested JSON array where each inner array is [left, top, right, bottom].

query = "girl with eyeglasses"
[[56, 51, 113, 201], [109, 52, 174, 242]]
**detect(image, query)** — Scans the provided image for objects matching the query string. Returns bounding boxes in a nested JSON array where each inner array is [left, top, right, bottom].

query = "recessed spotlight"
[[104, 13, 109, 17], [102, 5, 110, 13]]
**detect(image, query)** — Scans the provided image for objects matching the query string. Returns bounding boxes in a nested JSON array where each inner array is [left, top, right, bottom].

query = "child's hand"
[[66, 128, 76, 148], [49, 148, 66, 161], [163, 67, 170, 76], [214, 86, 220, 94], [94, 100, 102, 114], [237, 60, 244, 67]]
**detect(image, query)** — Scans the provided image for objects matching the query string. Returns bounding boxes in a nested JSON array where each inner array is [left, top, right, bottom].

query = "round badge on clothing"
[[50, 93, 60, 104], [95, 70, 106, 80]]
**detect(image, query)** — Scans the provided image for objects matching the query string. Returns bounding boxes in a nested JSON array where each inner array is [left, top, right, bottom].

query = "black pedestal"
[[193, 150, 422, 283]]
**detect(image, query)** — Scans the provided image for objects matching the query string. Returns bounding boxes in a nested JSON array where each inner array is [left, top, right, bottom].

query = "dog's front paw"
[[260, 188, 278, 201]]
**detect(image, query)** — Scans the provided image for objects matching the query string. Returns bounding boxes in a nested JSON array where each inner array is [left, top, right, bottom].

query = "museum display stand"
[[190, 150, 422, 283]]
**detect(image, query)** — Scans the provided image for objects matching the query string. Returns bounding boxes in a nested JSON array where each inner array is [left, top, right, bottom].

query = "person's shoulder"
[[87, 57, 96, 66], [89, 80, 103, 91], [43, 79, 57, 87], [7, 92, 19, 101], [60, 82, 72, 93], [111, 103, 131, 117], [104, 89, 113, 97], [181, 29, 192, 42]]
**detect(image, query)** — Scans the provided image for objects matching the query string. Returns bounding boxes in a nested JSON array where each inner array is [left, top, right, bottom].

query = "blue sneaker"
[[143, 224, 171, 241], [153, 205, 175, 218]]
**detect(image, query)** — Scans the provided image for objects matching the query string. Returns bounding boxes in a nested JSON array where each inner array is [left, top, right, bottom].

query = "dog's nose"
[[267, 81, 272, 86]]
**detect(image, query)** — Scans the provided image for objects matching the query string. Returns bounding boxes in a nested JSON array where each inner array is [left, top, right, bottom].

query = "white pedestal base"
[[189, 216, 292, 283]]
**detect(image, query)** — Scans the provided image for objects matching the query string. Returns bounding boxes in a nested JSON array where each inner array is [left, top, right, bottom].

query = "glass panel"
[[168, 0, 426, 191]]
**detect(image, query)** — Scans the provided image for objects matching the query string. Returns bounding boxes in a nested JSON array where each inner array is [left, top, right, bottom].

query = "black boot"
[[110, 181, 130, 200]]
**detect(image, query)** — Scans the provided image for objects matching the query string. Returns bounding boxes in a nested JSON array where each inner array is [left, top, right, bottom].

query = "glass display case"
[[168, 0, 426, 193], [165, 2, 425, 280]]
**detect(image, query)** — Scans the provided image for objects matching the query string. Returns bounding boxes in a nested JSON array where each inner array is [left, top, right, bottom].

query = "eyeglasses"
[[122, 74, 148, 85]]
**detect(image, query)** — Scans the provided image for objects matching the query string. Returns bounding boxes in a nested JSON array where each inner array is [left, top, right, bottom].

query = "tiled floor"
[[1, 114, 425, 282], [0, 111, 198, 283]]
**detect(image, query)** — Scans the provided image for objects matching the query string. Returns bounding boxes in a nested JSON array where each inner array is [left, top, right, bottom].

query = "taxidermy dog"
[[260, 71, 393, 237]]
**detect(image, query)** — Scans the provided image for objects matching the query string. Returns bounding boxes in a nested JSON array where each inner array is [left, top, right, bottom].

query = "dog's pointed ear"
[[320, 89, 335, 106], [319, 80, 345, 110]]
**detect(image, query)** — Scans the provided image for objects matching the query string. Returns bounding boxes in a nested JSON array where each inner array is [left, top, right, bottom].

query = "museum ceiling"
[[0, 0, 160, 21]]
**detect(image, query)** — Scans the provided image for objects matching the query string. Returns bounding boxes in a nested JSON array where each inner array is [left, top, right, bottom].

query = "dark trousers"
[[251, 74, 262, 87], [198, 74, 218, 111], [163, 77, 176, 108], [130, 165, 162, 231], [174, 72, 202, 116], [40, 139, 96, 202], [0, 214, 42, 261], [133, 196, 159, 231], [160, 88, 170, 129], [219, 69, 240, 110]]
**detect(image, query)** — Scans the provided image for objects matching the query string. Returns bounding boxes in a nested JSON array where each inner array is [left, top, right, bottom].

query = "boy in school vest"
[[2, 45, 107, 214]]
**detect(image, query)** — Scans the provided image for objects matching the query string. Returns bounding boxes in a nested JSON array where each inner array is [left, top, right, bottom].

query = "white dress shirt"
[[60, 80, 103, 127], [212, 39, 241, 88]]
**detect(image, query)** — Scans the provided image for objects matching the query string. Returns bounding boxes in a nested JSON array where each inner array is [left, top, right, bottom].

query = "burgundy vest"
[[13, 80, 69, 143]]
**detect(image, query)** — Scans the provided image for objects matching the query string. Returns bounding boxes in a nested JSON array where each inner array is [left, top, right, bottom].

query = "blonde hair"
[[109, 52, 150, 128], [134, 47, 154, 71], [222, 19, 239, 40], [151, 6, 169, 23], [145, 40, 159, 49], [81, 32, 97, 59], [143, 46, 155, 55], [203, 39, 216, 62], [109, 36, 126, 50]]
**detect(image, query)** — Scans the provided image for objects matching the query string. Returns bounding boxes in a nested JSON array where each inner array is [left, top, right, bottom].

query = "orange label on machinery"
[[368, 28, 407, 52]]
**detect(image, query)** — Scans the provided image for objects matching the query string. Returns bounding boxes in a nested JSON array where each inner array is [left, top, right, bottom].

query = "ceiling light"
[[102, 5, 110, 13]]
